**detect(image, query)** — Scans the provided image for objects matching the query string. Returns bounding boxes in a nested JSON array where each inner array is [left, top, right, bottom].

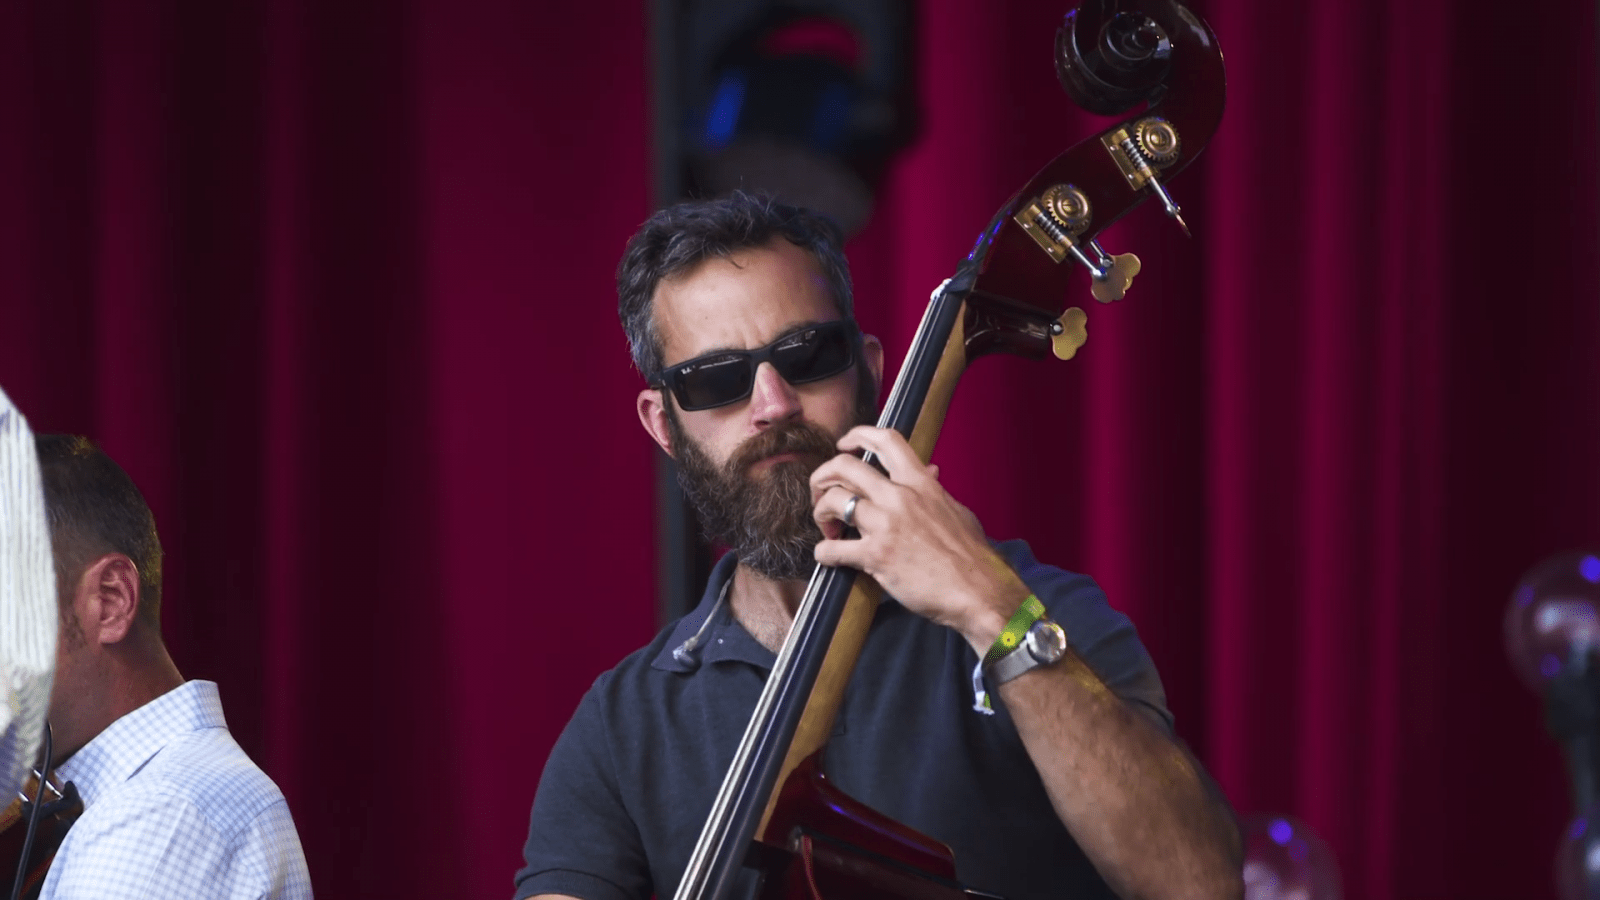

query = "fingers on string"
[[809, 452, 887, 506], [837, 426, 927, 485]]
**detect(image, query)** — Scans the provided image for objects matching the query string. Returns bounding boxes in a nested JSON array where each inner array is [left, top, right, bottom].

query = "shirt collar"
[[54, 680, 226, 808], [652, 553, 778, 674]]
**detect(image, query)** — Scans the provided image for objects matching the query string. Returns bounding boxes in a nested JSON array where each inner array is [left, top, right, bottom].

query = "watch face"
[[1024, 620, 1068, 664]]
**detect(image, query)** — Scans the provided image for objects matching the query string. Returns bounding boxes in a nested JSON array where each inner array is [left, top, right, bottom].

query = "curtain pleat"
[[1, 1, 1595, 898]]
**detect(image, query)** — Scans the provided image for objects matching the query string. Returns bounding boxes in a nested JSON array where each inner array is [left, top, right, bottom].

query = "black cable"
[[10, 724, 55, 900]]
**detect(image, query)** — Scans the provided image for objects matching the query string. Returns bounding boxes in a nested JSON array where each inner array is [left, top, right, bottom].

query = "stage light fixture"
[[677, 1, 917, 236]]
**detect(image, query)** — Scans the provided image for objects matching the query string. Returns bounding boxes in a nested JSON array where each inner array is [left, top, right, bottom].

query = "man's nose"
[[748, 361, 802, 427]]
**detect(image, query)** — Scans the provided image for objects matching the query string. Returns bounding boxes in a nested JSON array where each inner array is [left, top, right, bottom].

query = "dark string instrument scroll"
[[675, 1, 1226, 897], [0, 729, 81, 900]]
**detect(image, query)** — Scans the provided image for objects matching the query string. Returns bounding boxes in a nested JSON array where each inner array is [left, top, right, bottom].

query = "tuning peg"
[[1089, 253, 1141, 303], [1011, 186, 1141, 301], [1051, 307, 1088, 360]]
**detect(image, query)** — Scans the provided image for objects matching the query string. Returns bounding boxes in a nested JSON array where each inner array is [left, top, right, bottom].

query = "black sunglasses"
[[655, 320, 858, 411]]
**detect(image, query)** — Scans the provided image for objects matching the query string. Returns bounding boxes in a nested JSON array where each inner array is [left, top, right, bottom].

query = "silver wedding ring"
[[841, 494, 860, 529]]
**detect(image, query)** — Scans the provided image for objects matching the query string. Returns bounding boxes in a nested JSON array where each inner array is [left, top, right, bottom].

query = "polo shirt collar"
[[652, 553, 777, 673]]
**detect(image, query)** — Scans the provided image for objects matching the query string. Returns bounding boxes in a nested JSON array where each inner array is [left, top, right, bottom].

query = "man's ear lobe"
[[85, 554, 140, 645], [637, 388, 675, 458]]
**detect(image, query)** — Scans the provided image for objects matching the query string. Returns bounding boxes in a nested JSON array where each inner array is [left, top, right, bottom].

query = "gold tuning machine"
[[1014, 185, 1142, 303], [1103, 116, 1190, 237], [1015, 184, 1092, 265], [1050, 307, 1088, 360]]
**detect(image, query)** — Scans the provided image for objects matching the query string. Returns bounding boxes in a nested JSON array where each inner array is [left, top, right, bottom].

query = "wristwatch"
[[985, 614, 1069, 686]]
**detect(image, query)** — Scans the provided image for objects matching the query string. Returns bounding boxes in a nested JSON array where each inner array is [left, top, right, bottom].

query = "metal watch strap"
[[987, 619, 1068, 686]]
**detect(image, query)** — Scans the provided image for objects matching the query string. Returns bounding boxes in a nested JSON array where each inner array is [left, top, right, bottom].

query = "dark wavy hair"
[[34, 434, 164, 628], [616, 191, 854, 381]]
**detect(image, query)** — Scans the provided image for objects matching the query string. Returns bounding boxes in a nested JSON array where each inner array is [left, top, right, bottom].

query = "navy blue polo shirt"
[[514, 540, 1171, 900]]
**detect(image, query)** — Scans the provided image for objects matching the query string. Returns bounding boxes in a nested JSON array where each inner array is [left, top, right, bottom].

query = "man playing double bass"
[[515, 194, 1242, 900]]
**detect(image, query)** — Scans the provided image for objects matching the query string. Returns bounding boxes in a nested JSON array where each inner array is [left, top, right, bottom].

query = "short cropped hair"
[[617, 191, 855, 381], [34, 435, 164, 628]]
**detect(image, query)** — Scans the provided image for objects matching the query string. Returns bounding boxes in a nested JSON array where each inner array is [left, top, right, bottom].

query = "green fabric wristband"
[[984, 594, 1046, 665]]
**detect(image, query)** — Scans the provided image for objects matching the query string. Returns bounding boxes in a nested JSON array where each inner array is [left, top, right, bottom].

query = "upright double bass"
[[675, 1, 1226, 897]]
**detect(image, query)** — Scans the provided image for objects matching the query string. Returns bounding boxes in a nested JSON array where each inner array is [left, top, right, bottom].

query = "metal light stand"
[[1547, 647, 1600, 899]]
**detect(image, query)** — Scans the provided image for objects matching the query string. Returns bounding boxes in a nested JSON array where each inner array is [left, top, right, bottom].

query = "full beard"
[[668, 376, 878, 582]]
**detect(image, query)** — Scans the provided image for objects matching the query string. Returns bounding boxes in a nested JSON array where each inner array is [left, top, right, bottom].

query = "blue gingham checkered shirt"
[[39, 680, 313, 899]]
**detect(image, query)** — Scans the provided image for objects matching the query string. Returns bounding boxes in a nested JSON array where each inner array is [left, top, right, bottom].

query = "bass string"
[[674, 278, 966, 900]]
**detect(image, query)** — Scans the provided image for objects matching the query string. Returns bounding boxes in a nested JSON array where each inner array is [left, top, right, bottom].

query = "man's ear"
[[637, 388, 675, 459], [79, 553, 140, 646], [861, 333, 885, 397]]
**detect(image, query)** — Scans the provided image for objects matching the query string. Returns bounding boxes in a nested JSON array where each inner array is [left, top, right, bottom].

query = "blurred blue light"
[[705, 72, 747, 149], [1581, 555, 1600, 584], [1269, 818, 1292, 846], [1516, 585, 1535, 607], [1572, 817, 1589, 841], [1543, 653, 1562, 678], [808, 79, 854, 152]]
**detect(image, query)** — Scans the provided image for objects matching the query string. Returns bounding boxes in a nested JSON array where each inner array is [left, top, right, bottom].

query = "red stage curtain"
[[2, 2, 1596, 899]]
